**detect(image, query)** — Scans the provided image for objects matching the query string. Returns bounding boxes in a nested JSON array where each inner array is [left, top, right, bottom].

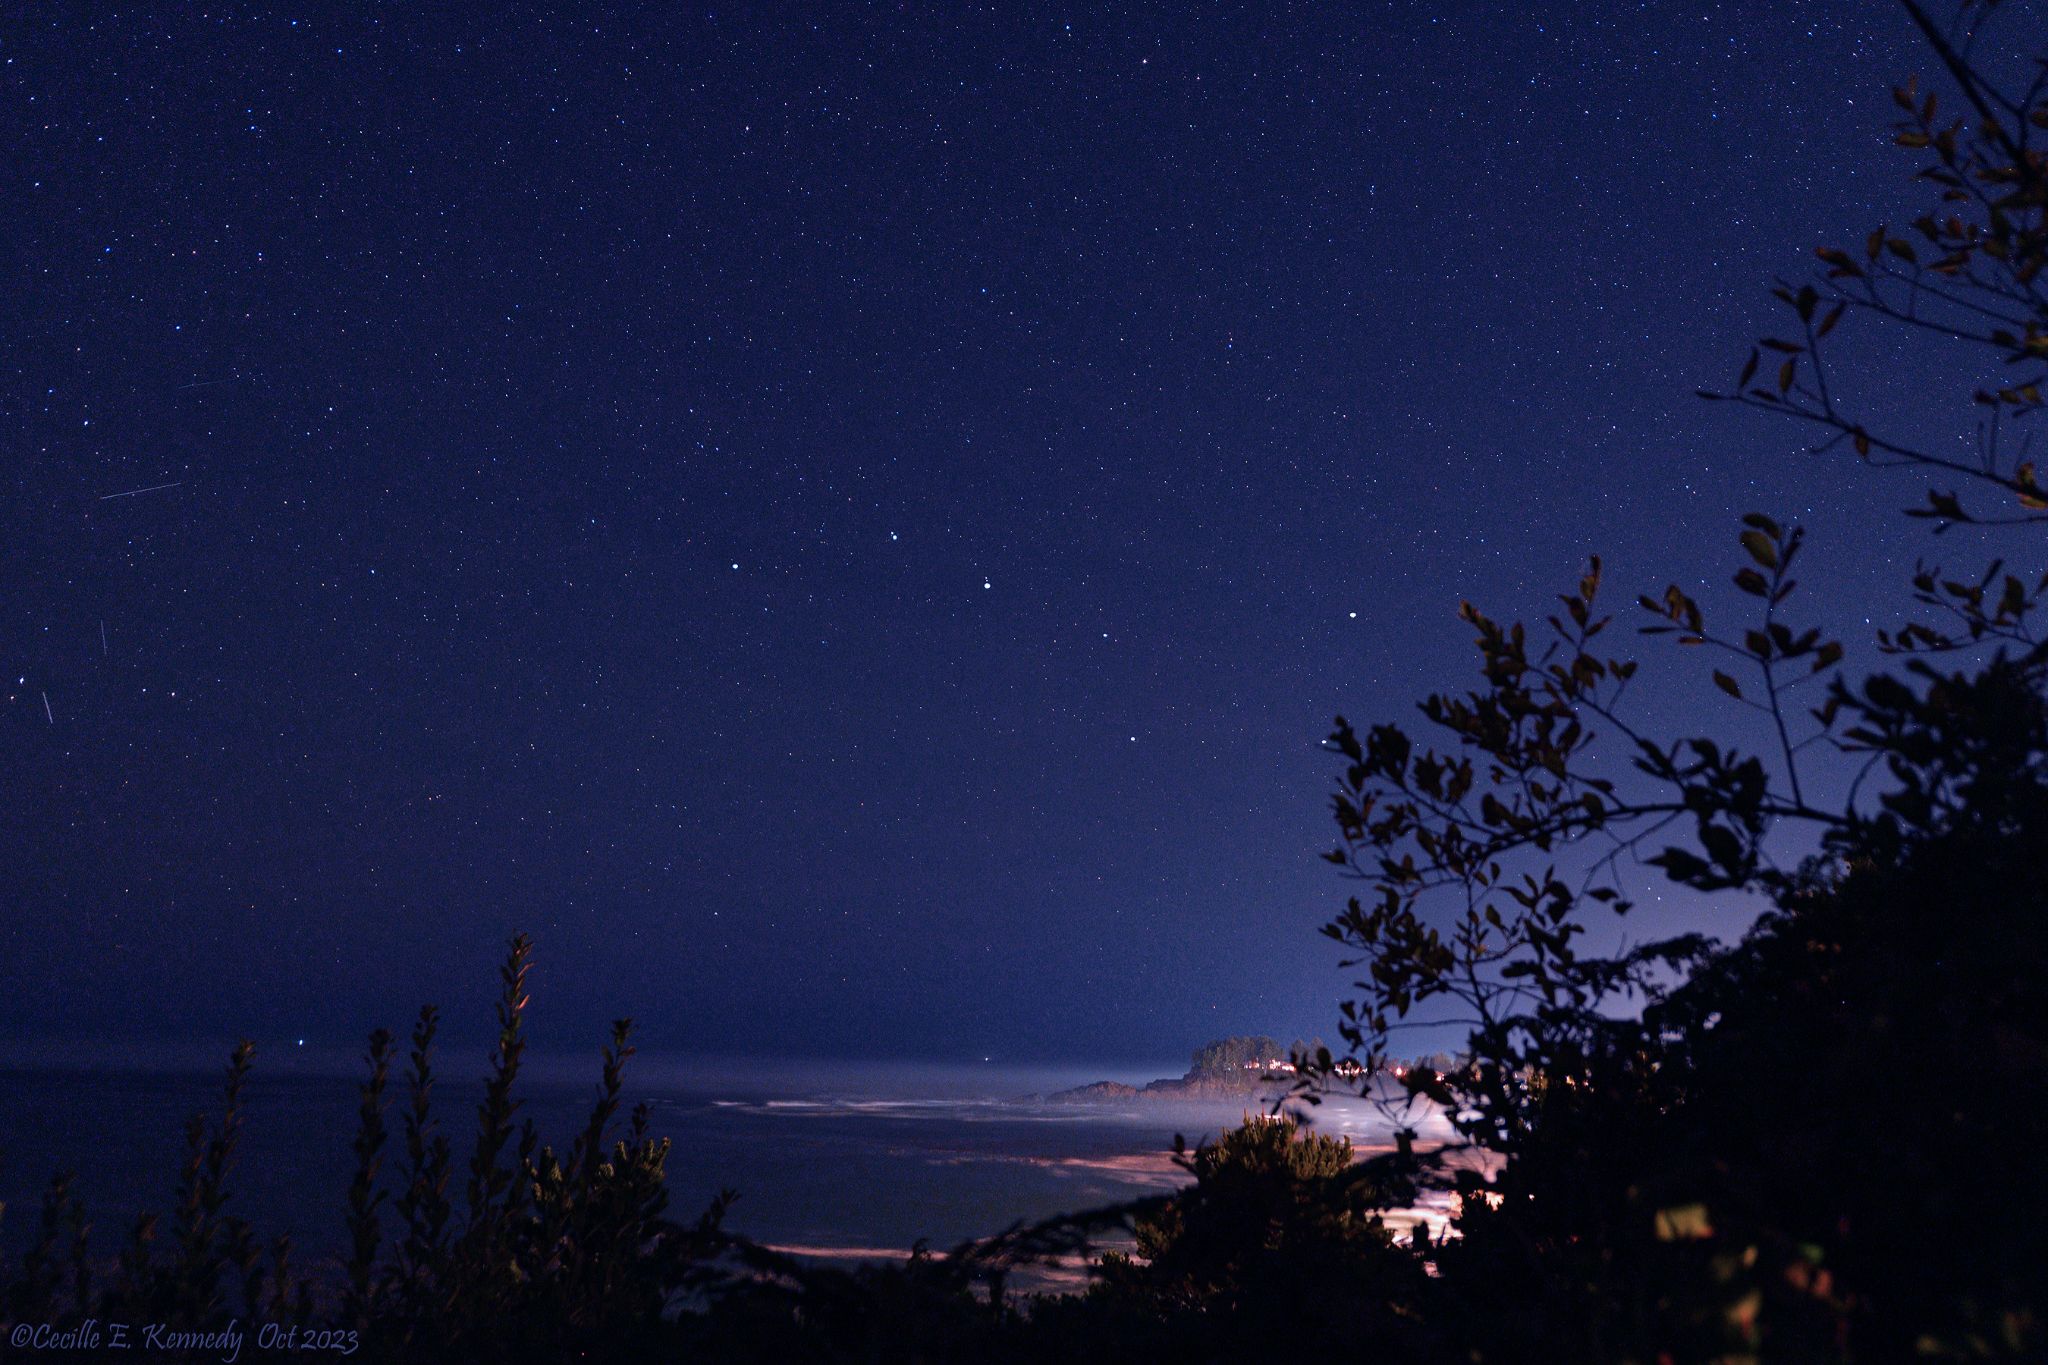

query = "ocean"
[[0, 1053, 1435, 1277]]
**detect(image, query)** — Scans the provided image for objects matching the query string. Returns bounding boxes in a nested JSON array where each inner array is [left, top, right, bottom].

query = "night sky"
[[3, 4, 1951, 1066]]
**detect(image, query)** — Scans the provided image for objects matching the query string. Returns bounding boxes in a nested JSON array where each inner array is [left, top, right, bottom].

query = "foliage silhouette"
[[1299, 0, 2048, 1356], [2, 937, 743, 1363]]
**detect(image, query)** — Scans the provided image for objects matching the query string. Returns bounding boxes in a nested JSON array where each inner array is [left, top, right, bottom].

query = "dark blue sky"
[[2, 3, 1954, 1064]]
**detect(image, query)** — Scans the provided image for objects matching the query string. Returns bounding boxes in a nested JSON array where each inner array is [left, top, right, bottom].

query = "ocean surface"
[[0, 1053, 1435, 1275]]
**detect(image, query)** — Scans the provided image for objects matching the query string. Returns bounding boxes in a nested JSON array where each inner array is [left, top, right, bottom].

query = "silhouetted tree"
[[1094, 1118, 1403, 1312], [1186, 1036, 1285, 1077], [1311, 1, 2048, 1357]]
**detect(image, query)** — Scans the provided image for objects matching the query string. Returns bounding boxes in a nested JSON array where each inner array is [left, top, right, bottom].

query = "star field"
[[1, 4, 1941, 1062]]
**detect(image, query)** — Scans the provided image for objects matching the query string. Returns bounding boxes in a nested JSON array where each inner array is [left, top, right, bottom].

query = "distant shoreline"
[[1038, 1073, 1298, 1103]]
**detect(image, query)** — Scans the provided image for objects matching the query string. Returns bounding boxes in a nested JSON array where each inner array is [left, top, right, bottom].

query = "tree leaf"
[[1655, 1203, 1715, 1241]]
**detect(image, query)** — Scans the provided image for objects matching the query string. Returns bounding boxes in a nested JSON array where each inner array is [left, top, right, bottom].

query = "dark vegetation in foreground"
[[7, 1, 2048, 1358]]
